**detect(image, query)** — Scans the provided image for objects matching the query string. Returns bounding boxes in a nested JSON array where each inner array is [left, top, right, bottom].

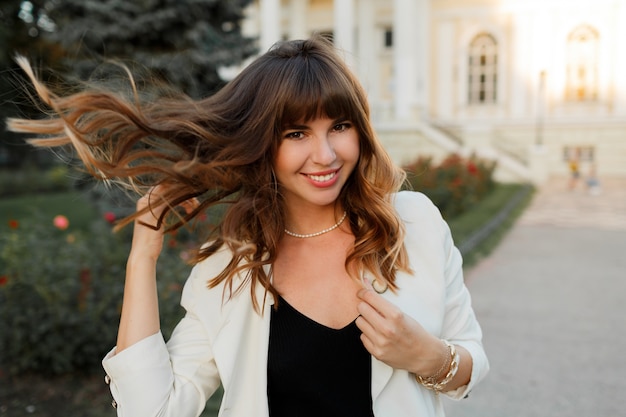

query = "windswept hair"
[[7, 35, 410, 311]]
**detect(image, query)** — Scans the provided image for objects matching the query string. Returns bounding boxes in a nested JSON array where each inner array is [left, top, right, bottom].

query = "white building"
[[242, 0, 626, 183]]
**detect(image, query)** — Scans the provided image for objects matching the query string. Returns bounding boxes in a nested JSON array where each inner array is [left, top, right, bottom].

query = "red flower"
[[467, 162, 478, 175], [8, 219, 19, 229], [0, 275, 8, 286], [103, 212, 116, 224], [53, 215, 70, 230]]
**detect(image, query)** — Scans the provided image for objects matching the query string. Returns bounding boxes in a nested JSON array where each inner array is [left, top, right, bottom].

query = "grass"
[[0, 191, 99, 234], [448, 183, 535, 268]]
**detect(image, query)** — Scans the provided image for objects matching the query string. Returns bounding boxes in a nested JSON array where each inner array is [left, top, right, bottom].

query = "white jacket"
[[103, 191, 489, 417]]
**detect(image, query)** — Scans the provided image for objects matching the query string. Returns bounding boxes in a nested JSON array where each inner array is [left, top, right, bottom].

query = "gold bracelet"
[[416, 341, 460, 393], [419, 340, 451, 384]]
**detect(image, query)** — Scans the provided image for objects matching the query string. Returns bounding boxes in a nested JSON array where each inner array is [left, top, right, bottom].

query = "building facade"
[[241, 0, 626, 183]]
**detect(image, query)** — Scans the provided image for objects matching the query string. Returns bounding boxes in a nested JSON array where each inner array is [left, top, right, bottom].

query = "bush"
[[0, 165, 74, 197], [403, 153, 497, 218], [0, 214, 193, 375]]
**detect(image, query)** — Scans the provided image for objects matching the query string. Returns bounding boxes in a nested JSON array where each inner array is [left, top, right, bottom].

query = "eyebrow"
[[282, 123, 309, 131], [282, 117, 348, 131]]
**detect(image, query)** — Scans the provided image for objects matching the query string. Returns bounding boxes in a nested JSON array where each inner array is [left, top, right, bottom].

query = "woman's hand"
[[129, 187, 168, 262], [129, 186, 198, 263], [355, 288, 445, 377]]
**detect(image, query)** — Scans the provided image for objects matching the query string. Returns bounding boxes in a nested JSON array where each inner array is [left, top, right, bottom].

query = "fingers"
[[355, 288, 430, 370], [178, 197, 200, 215], [130, 187, 201, 263], [356, 289, 403, 352], [137, 187, 200, 225], [357, 288, 401, 322], [136, 187, 167, 222]]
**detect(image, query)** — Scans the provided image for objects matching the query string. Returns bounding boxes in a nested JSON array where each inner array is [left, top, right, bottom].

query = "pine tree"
[[0, 0, 62, 169], [47, 0, 257, 98], [1, 0, 257, 169]]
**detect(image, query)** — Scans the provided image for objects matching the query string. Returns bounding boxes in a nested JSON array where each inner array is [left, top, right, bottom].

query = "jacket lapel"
[[364, 270, 408, 403], [371, 356, 394, 401], [211, 276, 273, 416]]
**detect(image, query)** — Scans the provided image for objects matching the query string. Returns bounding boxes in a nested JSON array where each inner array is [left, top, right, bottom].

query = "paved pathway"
[[443, 176, 626, 417]]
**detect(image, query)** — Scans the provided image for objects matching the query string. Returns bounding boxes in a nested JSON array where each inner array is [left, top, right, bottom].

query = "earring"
[[361, 275, 389, 294], [372, 279, 388, 294]]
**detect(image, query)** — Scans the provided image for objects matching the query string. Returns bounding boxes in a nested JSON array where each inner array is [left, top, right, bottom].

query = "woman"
[[8, 36, 488, 416]]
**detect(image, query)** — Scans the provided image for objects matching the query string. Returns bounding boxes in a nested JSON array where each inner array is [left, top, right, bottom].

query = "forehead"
[[281, 93, 358, 128]]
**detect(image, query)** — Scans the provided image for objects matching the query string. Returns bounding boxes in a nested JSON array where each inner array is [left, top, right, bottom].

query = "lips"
[[303, 168, 340, 187]]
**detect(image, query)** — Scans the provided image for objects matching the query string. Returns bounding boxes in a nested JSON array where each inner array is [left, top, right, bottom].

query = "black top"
[[267, 295, 374, 417]]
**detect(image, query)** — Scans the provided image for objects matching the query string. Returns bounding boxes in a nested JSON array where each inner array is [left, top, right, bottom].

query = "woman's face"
[[274, 116, 360, 211]]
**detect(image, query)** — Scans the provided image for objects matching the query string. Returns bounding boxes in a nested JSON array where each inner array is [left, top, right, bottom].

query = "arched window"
[[468, 33, 497, 104], [565, 25, 599, 101]]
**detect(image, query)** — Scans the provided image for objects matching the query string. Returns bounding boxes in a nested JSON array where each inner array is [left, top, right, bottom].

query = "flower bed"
[[403, 153, 497, 218]]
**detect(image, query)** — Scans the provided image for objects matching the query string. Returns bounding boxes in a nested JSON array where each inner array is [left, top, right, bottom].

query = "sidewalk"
[[444, 176, 626, 417]]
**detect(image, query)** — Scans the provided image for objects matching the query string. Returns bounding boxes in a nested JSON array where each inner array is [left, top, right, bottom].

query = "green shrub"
[[0, 214, 192, 375], [0, 165, 74, 197], [448, 183, 534, 268], [404, 154, 497, 218], [0, 192, 100, 234]]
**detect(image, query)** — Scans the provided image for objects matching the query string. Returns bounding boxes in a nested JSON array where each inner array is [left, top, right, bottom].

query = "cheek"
[[273, 142, 300, 180], [339, 134, 361, 163]]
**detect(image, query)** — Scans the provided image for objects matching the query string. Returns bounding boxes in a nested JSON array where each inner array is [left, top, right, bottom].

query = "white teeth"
[[308, 172, 336, 182]]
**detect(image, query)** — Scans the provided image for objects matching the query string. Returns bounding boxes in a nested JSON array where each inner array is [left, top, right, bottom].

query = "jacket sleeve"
[[395, 191, 489, 401], [102, 265, 222, 417], [434, 200, 490, 400]]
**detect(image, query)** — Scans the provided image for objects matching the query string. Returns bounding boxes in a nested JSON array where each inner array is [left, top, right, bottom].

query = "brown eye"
[[333, 122, 351, 132], [284, 131, 305, 140]]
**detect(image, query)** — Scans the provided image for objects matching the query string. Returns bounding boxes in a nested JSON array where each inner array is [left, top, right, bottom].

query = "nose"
[[311, 134, 336, 165]]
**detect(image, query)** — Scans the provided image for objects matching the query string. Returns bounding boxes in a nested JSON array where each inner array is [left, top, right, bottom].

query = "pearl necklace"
[[284, 211, 347, 238]]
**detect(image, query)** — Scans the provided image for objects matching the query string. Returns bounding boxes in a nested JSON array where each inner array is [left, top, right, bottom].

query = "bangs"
[[278, 57, 364, 127]]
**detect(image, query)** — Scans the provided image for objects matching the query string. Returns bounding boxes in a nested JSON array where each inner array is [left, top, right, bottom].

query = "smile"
[[307, 172, 337, 182]]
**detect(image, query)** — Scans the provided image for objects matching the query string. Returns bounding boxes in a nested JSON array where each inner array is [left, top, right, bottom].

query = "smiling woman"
[[7, 35, 488, 417]]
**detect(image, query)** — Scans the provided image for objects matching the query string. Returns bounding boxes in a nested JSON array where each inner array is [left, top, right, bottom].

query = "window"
[[565, 25, 599, 101], [384, 28, 393, 48], [468, 33, 497, 104]]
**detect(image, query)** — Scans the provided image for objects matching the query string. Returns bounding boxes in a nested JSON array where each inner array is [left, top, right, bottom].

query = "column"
[[259, 0, 281, 52], [435, 21, 454, 120], [414, 0, 430, 115], [333, 0, 356, 68], [510, 13, 530, 119], [392, 0, 418, 120], [356, 0, 375, 84], [614, 1, 626, 115], [288, 0, 308, 40]]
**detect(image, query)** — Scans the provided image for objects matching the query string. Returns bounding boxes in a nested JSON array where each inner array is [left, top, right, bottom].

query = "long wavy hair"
[[7, 36, 410, 310]]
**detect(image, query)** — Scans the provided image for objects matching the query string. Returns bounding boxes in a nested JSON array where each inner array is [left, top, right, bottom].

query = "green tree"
[[47, 0, 257, 98], [0, 0, 61, 168], [1, 0, 256, 168]]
